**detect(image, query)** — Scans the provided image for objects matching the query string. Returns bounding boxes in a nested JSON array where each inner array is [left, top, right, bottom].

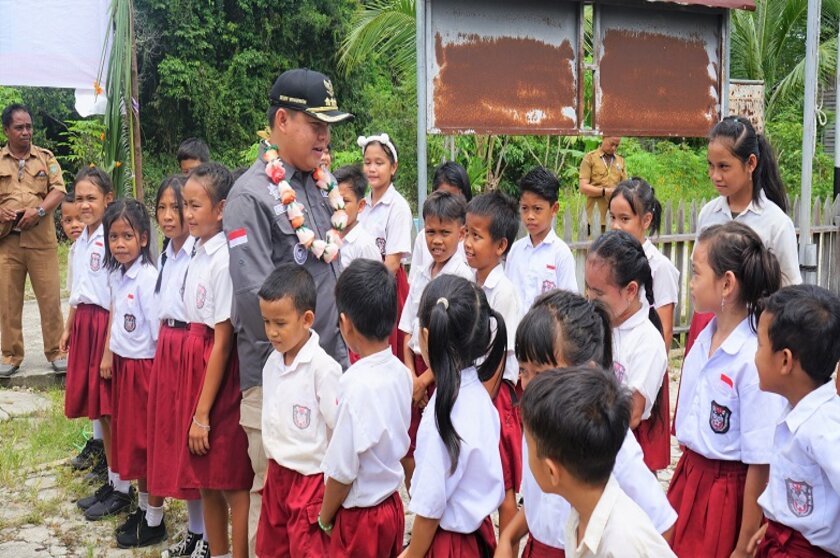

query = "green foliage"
[[0, 86, 24, 144], [58, 119, 107, 178]]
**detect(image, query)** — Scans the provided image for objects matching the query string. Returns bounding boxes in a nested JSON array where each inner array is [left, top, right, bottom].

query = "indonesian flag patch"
[[227, 228, 248, 248]]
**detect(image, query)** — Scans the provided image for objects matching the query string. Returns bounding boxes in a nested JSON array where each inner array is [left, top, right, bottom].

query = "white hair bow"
[[357, 133, 398, 163]]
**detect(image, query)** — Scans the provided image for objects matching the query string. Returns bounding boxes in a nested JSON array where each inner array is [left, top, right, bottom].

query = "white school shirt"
[[321, 348, 412, 507], [697, 189, 801, 286], [757, 382, 840, 555], [643, 239, 679, 309], [338, 223, 381, 271], [358, 183, 413, 262], [262, 330, 342, 475], [68, 224, 110, 309], [408, 367, 505, 532], [157, 236, 195, 323], [66, 241, 76, 296], [675, 317, 787, 464], [505, 228, 577, 311], [108, 259, 160, 359], [612, 303, 668, 419], [479, 264, 520, 384], [521, 430, 677, 549], [564, 476, 676, 558], [408, 229, 466, 283], [397, 253, 473, 354], [183, 232, 233, 327]]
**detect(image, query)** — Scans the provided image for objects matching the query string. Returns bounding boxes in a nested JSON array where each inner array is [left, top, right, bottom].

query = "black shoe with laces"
[[84, 486, 133, 520], [161, 530, 202, 557], [76, 482, 112, 511], [116, 514, 166, 548], [70, 438, 104, 470], [115, 507, 144, 536], [84, 456, 108, 484], [189, 538, 210, 558]]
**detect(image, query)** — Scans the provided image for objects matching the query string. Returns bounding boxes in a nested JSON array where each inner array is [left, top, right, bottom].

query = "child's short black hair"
[[334, 165, 367, 202], [189, 162, 233, 205], [177, 138, 210, 164], [520, 365, 630, 486], [102, 198, 154, 270], [258, 263, 317, 314], [466, 191, 519, 256], [759, 284, 840, 385], [518, 166, 560, 205], [335, 259, 396, 341], [433, 161, 472, 202], [422, 190, 466, 225]]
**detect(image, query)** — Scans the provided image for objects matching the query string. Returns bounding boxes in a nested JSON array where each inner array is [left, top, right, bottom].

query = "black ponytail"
[[609, 177, 662, 236], [699, 221, 782, 330], [418, 275, 506, 474], [709, 116, 788, 213]]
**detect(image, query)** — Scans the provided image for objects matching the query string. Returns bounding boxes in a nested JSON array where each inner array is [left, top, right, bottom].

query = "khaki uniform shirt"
[[0, 144, 65, 248], [579, 147, 627, 224]]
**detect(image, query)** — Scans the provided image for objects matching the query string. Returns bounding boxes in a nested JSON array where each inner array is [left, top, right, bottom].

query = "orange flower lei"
[[263, 142, 345, 263]]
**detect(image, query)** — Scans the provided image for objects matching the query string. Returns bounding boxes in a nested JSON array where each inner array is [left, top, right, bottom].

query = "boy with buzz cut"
[[177, 138, 210, 174], [464, 190, 523, 533], [521, 366, 676, 558], [751, 285, 840, 557], [397, 190, 472, 488], [333, 165, 381, 270], [318, 259, 412, 557], [256, 263, 342, 558], [505, 166, 577, 310]]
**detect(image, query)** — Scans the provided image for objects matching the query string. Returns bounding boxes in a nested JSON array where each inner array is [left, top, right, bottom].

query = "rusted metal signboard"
[[728, 79, 765, 133], [594, 4, 724, 136], [427, 0, 580, 135]]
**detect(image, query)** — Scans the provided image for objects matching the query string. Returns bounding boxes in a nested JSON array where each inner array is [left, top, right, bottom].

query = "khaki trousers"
[[585, 195, 609, 232], [0, 233, 64, 366], [240, 386, 267, 558]]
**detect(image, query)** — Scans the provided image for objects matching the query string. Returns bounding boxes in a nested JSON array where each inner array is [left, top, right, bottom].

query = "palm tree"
[[338, 0, 416, 79]]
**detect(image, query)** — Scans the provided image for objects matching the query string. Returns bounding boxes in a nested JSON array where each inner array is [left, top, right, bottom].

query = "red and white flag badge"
[[227, 228, 248, 248], [720, 373, 734, 388]]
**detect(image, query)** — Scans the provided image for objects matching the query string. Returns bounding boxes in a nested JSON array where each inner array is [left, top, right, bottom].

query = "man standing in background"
[[579, 136, 627, 233]]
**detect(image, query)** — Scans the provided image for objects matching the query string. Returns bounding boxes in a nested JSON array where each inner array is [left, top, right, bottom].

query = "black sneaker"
[[70, 438, 104, 470], [189, 538, 210, 558], [117, 514, 167, 548], [115, 507, 145, 536], [77, 482, 113, 511], [84, 487, 133, 520], [161, 531, 202, 557], [84, 457, 108, 484]]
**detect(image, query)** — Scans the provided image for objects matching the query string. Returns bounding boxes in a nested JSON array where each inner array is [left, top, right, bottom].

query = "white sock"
[[108, 468, 116, 485], [145, 504, 164, 527], [186, 498, 205, 534], [112, 474, 131, 495], [211, 554, 231, 558], [138, 491, 149, 511], [92, 419, 103, 440]]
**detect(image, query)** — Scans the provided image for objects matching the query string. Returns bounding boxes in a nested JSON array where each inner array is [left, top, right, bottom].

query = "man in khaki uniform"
[[0, 104, 67, 376], [579, 136, 627, 232]]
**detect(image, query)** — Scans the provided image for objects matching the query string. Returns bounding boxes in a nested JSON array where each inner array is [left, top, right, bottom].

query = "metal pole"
[[416, 0, 428, 214], [834, 19, 840, 201], [799, 0, 821, 284]]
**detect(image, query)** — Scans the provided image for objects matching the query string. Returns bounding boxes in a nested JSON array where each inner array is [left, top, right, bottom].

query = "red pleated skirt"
[[177, 323, 253, 491], [426, 516, 496, 557], [522, 536, 566, 558], [64, 304, 111, 420], [407, 354, 434, 459], [667, 447, 748, 558], [494, 379, 523, 492], [110, 354, 152, 480], [147, 324, 199, 500], [330, 492, 405, 558], [388, 266, 409, 362], [256, 460, 328, 558], [634, 371, 671, 471], [755, 520, 833, 558]]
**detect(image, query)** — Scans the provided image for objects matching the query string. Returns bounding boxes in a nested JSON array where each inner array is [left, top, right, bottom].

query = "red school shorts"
[[755, 521, 833, 558], [425, 516, 496, 557], [633, 370, 671, 472], [329, 491, 404, 558], [494, 379, 523, 492], [522, 536, 566, 558]]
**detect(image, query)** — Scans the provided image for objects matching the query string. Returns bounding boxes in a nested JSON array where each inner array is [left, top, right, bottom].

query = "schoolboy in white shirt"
[[256, 264, 342, 558], [521, 366, 675, 558], [318, 259, 412, 557], [505, 166, 577, 310], [751, 285, 840, 557], [334, 165, 381, 271]]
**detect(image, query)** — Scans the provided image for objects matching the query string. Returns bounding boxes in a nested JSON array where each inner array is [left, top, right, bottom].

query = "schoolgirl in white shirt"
[[751, 285, 840, 557], [100, 199, 163, 545], [585, 231, 670, 471], [319, 259, 413, 558], [401, 275, 507, 557], [497, 290, 676, 558], [669, 221, 787, 558]]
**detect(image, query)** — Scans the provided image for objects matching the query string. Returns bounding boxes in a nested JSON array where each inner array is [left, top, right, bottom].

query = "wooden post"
[[129, 0, 143, 202]]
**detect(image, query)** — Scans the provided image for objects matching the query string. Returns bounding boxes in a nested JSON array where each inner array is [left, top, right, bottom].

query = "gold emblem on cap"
[[324, 79, 335, 97]]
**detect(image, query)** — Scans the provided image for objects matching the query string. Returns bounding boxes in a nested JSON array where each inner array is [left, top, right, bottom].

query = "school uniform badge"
[[375, 237, 386, 256], [785, 479, 814, 517], [292, 404, 311, 429], [196, 284, 207, 309], [612, 361, 627, 384], [541, 279, 556, 293], [123, 313, 136, 332], [709, 400, 731, 434], [89, 252, 101, 271]]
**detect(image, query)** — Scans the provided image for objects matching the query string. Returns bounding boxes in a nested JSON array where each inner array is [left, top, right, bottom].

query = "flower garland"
[[263, 141, 346, 264]]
